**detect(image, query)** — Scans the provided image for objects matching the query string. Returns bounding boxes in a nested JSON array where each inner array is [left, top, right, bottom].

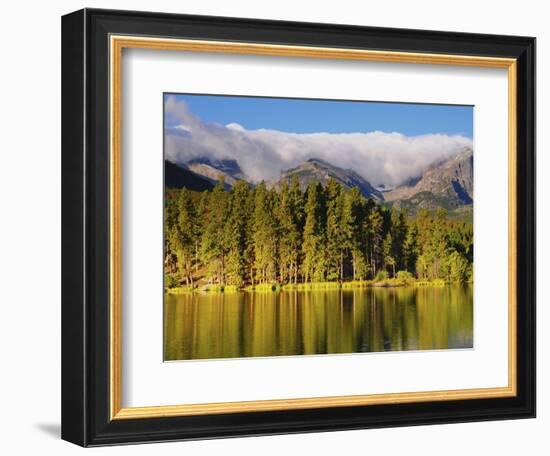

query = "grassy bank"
[[165, 277, 467, 294]]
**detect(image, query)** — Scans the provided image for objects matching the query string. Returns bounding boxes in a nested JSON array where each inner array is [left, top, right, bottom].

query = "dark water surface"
[[164, 285, 473, 361]]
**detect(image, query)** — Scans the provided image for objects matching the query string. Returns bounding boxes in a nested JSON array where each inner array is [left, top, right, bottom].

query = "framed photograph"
[[61, 8, 535, 446]]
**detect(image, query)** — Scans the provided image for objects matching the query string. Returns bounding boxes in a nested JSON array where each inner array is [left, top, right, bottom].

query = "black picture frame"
[[62, 8, 536, 447]]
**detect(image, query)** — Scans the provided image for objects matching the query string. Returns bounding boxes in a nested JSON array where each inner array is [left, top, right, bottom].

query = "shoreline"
[[166, 279, 472, 294]]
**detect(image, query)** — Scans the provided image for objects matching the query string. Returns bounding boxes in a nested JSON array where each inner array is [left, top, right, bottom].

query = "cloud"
[[226, 123, 245, 131], [164, 96, 473, 187]]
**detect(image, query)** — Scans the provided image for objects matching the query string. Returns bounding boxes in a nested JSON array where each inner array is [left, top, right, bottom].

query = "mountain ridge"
[[165, 160, 214, 191], [166, 150, 474, 216], [385, 147, 473, 211], [186, 157, 248, 188], [274, 157, 384, 200]]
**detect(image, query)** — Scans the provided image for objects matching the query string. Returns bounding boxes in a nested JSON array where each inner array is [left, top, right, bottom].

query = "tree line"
[[165, 177, 473, 288]]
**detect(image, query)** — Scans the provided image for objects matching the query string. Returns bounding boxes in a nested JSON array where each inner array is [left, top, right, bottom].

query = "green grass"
[[414, 278, 447, 287], [283, 282, 344, 291], [341, 280, 372, 289], [223, 285, 240, 293], [371, 278, 406, 288], [166, 286, 194, 294], [167, 277, 468, 294], [302, 282, 341, 290]]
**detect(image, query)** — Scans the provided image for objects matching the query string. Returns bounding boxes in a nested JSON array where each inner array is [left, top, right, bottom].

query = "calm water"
[[164, 286, 473, 361]]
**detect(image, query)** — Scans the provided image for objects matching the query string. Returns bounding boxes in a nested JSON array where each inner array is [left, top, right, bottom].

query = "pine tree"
[[252, 182, 278, 284], [224, 181, 250, 286], [302, 182, 326, 283], [427, 208, 449, 279], [403, 223, 419, 273], [344, 187, 364, 280], [325, 179, 346, 281], [172, 188, 199, 285], [288, 176, 304, 284], [164, 190, 179, 275], [367, 208, 384, 277], [164, 174, 474, 288], [390, 207, 407, 270], [277, 177, 304, 284], [243, 187, 257, 285], [199, 178, 229, 285], [383, 232, 396, 277]]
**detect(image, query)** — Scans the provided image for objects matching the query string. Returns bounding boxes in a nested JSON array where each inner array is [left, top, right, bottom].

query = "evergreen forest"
[[164, 177, 473, 292]]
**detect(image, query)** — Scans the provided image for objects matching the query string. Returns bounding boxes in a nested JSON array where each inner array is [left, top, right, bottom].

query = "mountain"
[[166, 150, 473, 216], [165, 160, 214, 191], [276, 158, 383, 200], [384, 147, 473, 212], [187, 157, 248, 188]]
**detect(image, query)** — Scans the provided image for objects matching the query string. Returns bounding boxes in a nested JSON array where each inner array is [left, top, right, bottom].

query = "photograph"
[[59, 7, 536, 447], [163, 94, 474, 361]]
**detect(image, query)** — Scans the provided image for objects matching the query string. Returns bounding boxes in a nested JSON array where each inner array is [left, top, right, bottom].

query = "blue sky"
[[164, 93, 473, 138]]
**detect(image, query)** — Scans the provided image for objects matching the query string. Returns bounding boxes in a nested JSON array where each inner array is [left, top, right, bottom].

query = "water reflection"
[[164, 286, 473, 361]]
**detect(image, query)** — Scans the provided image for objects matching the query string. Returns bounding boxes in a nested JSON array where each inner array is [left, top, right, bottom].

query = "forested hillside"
[[165, 176, 473, 290]]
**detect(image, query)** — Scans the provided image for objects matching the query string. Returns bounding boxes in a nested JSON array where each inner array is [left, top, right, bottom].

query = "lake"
[[164, 285, 473, 361]]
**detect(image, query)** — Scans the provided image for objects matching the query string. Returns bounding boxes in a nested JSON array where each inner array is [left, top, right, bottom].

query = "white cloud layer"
[[164, 97, 473, 187]]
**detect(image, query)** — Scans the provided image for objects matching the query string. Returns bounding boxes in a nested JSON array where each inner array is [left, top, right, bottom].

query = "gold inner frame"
[[109, 35, 517, 420]]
